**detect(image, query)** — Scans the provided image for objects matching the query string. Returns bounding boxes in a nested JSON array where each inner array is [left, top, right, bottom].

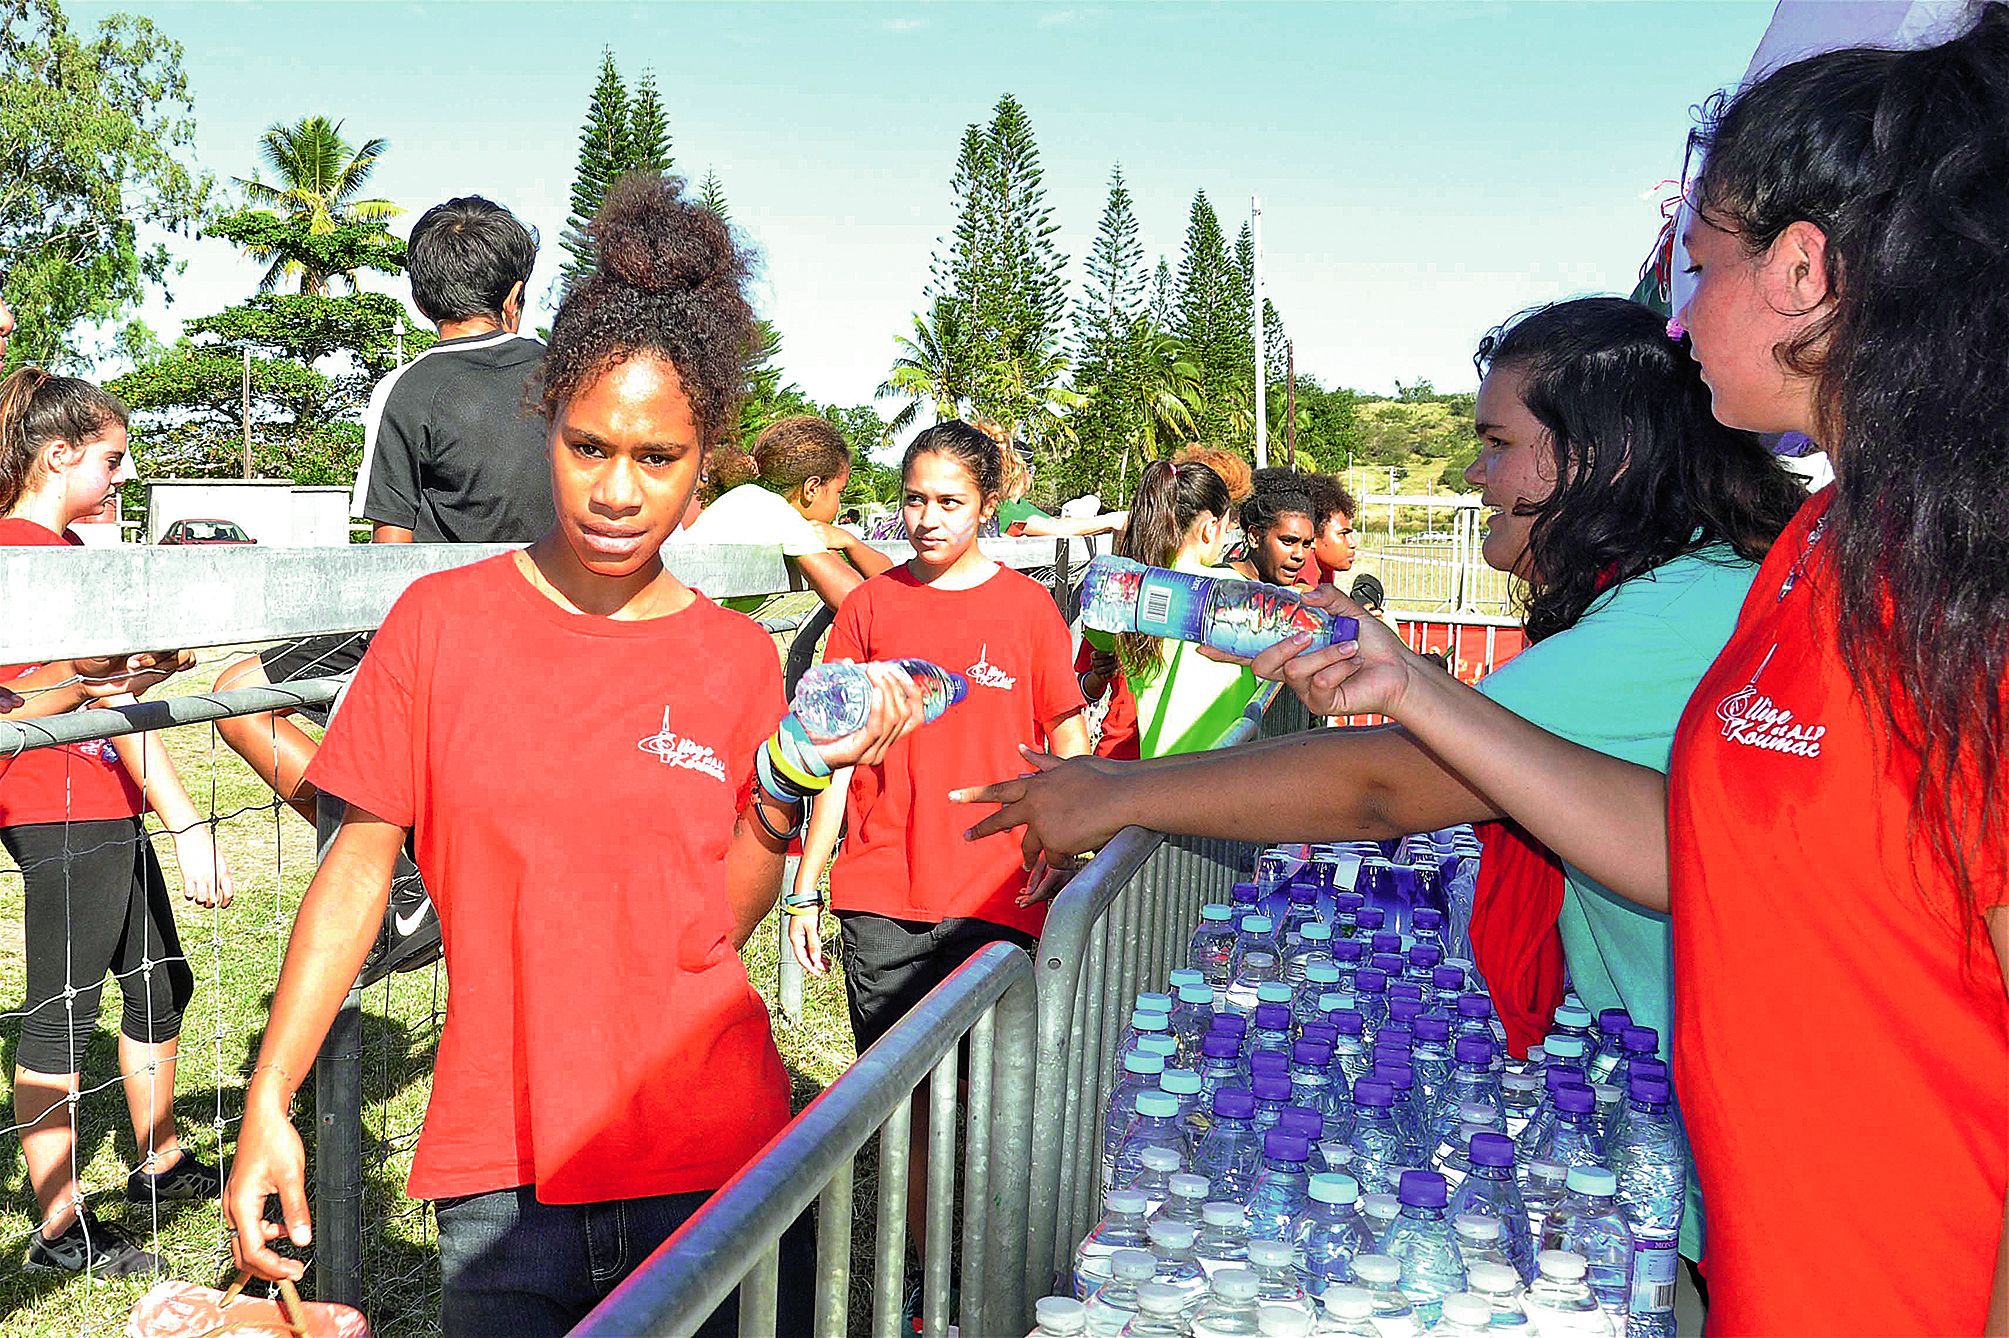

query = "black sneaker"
[[126, 1151, 220, 1205], [24, 1211, 161, 1276], [358, 855, 442, 988]]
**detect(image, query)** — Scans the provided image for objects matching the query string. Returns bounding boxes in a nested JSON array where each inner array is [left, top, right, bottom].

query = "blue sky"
[[80, 0, 1776, 409]]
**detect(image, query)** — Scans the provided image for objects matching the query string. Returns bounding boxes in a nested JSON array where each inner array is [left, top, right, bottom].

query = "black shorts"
[[258, 632, 371, 725], [835, 912, 1036, 1054]]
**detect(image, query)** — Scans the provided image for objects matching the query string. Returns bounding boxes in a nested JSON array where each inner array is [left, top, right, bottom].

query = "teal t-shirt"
[[1477, 542, 1756, 1260]]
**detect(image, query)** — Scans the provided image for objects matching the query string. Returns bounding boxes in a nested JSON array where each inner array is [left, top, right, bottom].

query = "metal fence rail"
[[573, 942, 1038, 1338], [1023, 682, 1308, 1296]]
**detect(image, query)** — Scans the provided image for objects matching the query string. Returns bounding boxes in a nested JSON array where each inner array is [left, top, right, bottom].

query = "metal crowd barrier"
[[573, 942, 1038, 1338], [1023, 681, 1309, 1296]]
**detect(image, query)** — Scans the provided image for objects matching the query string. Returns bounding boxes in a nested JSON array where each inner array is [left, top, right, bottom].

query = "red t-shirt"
[[824, 564, 1085, 936], [306, 554, 792, 1204], [1669, 490, 2009, 1335], [1076, 640, 1140, 761], [0, 519, 144, 826]]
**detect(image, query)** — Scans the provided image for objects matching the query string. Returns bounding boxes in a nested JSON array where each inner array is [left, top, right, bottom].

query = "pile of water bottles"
[[1033, 831, 1689, 1338]]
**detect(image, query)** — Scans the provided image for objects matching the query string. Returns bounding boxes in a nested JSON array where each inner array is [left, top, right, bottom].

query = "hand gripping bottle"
[[791, 658, 967, 741], [1079, 555, 1361, 660]]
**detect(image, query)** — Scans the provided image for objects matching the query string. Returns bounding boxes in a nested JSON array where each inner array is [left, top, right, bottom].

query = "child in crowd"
[[0, 369, 236, 1274], [1078, 459, 1260, 760], [1226, 485, 1316, 588], [675, 413, 892, 611], [1307, 473, 1361, 583], [223, 174, 928, 1337]]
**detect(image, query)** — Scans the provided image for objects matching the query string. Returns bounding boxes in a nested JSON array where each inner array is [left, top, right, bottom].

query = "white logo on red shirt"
[[1713, 645, 1825, 759], [965, 643, 1016, 691], [636, 706, 727, 781]]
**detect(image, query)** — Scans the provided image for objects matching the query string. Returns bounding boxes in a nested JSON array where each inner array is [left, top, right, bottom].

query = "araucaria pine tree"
[[1067, 166, 1151, 497], [559, 52, 680, 296], [628, 72, 673, 173], [1175, 190, 1252, 446]]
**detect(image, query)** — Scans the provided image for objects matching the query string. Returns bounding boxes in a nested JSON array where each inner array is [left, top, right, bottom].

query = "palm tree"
[[877, 298, 971, 434], [234, 116, 401, 293], [1133, 327, 1204, 462]]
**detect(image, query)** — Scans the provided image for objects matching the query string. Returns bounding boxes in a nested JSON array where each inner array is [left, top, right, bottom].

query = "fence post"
[[312, 801, 365, 1307]]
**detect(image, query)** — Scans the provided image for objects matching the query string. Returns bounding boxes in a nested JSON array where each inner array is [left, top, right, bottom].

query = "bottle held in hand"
[[790, 658, 968, 742], [1079, 556, 1359, 661]]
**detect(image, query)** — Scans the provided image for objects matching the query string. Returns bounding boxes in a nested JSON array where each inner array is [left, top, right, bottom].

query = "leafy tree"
[[233, 115, 399, 293], [0, 0, 211, 370], [738, 319, 818, 443], [1174, 191, 1251, 445], [1149, 257, 1175, 334], [560, 50, 632, 291], [877, 298, 971, 435], [1066, 167, 1150, 496], [182, 291, 431, 378], [697, 169, 730, 223], [205, 209, 404, 298], [629, 71, 672, 173]]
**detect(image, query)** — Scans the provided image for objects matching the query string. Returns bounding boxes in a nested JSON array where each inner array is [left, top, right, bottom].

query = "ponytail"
[[0, 368, 128, 516], [1114, 459, 1233, 678]]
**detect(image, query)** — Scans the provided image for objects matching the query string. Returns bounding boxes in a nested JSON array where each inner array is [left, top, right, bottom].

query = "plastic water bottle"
[[1606, 1078, 1685, 1338], [1284, 921, 1336, 988], [1539, 1168, 1633, 1336], [1425, 1293, 1495, 1338], [1292, 1171, 1373, 1297], [1514, 1069, 1577, 1162], [1608, 1027, 1660, 1101], [1036, 1295, 1089, 1337], [1531, 1086, 1607, 1177], [1137, 990, 1176, 1018], [1449, 1214, 1515, 1278], [1327, 1010, 1374, 1088], [1121, 1281, 1191, 1338], [1591, 1084, 1624, 1146], [1522, 1250, 1612, 1337], [1296, 960, 1343, 1030], [1170, 966, 1206, 993], [1195, 1202, 1252, 1277], [1198, 1028, 1249, 1101], [1360, 1192, 1402, 1242], [1315, 1285, 1384, 1337], [1192, 905, 1240, 998], [1428, 967, 1467, 1016], [1252, 1074, 1294, 1134], [1403, 944, 1443, 989], [1349, 1254, 1423, 1338], [1464, 1261, 1533, 1330], [1550, 1004, 1594, 1044], [1170, 983, 1218, 1065], [1077, 1189, 1154, 1298], [1162, 1068, 1205, 1146], [1251, 1004, 1295, 1059], [1289, 1043, 1336, 1117], [1345, 1079, 1409, 1196], [1353, 969, 1390, 1040], [1234, 913, 1279, 964], [1227, 950, 1282, 1017], [1079, 555, 1361, 661], [1117, 1010, 1177, 1081], [1500, 1072, 1542, 1143], [1127, 1143, 1186, 1215], [1520, 1159, 1569, 1244], [1194, 1089, 1265, 1204], [1409, 907, 1446, 955], [1447, 1133, 1534, 1282], [1190, 1266, 1265, 1337], [1246, 1132, 1313, 1241], [1370, 1064, 1429, 1161], [1408, 1017, 1454, 1116], [1586, 1010, 1632, 1085], [1245, 1238, 1317, 1325], [1153, 1171, 1212, 1231], [1426, 1103, 1501, 1193], [1145, 1219, 1211, 1314], [1107, 1052, 1169, 1186], [1087, 1248, 1160, 1336], [1451, 995, 1496, 1046], [1542, 1034, 1590, 1087], [1431, 1037, 1504, 1145], [1376, 1171, 1465, 1327], [1280, 883, 1323, 949], [790, 658, 967, 740]]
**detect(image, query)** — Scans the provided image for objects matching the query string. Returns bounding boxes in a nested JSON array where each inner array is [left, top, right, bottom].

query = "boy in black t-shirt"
[[215, 195, 546, 983]]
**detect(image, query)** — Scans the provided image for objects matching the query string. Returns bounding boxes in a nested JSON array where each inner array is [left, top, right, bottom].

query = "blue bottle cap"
[[1335, 892, 1366, 912], [1629, 1076, 1671, 1105], [1371, 953, 1405, 976], [1432, 966, 1466, 992], [1249, 1052, 1290, 1076], [1597, 1007, 1633, 1035], [1256, 982, 1295, 1005], [1136, 1090, 1179, 1118], [1212, 1014, 1249, 1036], [1564, 1166, 1617, 1196], [1308, 1172, 1361, 1205], [1263, 1131, 1311, 1164], [1136, 992, 1175, 1015], [1371, 932, 1403, 956], [1278, 1107, 1324, 1140], [1554, 1084, 1596, 1115], [1169, 968, 1205, 989], [1330, 1009, 1365, 1037], [1241, 915, 1274, 934], [1413, 1016, 1451, 1044], [1293, 1041, 1333, 1067], [1408, 944, 1443, 968], [1305, 961, 1341, 985], [1299, 1023, 1339, 1047], [1123, 1051, 1166, 1075], [1387, 998, 1425, 1024], [1138, 1035, 1178, 1059], [1252, 1074, 1293, 1102], [1457, 993, 1494, 1019], [1356, 907, 1386, 930], [1468, 1132, 1516, 1168], [1213, 1087, 1257, 1120], [1231, 882, 1260, 904], [1289, 883, 1318, 904], [1201, 1032, 1241, 1060], [1453, 1035, 1495, 1066], [1301, 922, 1333, 942], [1354, 969, 1388, 995], [1333, 941, 1366, 964], [1132, 1010, 1169, 1031], [1372, 1063, 1415, 1091], [1622, 1026, 1660, 1056], [1200, 903, 1234, 922], [1160, 1068, 1202, 1096], [1377, 1025, 1414, 1049], [1412, 907, 1444, 930], [1397, 1170, 1448, 1208], [1254, 1003, 1292, 1032], [1351, 1079, 1395, 1108], [1177, 982, 1215, 1005], [1630, 1058, 1669, 1082]]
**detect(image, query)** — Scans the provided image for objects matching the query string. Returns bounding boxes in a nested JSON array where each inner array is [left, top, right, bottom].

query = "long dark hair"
[[1475, 297, 1804, 643], [1693, 3, 2009, 926], [1116, 459, 1231, 676], [0, 368, 128, 515]]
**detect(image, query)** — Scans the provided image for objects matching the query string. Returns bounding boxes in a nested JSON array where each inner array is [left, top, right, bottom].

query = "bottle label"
[[1130, 567, 1217, 641], [1629, 1235, 1679, 1315]]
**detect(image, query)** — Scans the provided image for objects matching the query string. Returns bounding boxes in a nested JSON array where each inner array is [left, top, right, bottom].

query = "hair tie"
[[1665, 317, 1687, 341]]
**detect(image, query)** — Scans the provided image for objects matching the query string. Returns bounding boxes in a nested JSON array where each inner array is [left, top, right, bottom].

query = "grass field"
[[0, 643, 866, 1337]]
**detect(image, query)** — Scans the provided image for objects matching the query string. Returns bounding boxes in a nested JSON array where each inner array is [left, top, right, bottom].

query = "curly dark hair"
[[1473, 297, 1804, 643], [1306, 473, 1359, 529], [1238, 486, 1312, 539], [752, 415, 851, 493], [536, 173, 756, 444], [1691, 2, 2009, 927]]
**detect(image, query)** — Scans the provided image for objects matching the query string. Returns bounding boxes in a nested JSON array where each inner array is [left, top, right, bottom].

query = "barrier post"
[[312, 799, 366, 1307]]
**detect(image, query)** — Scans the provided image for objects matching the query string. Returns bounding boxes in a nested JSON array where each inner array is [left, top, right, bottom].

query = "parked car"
[[158, 518, 256, 546]]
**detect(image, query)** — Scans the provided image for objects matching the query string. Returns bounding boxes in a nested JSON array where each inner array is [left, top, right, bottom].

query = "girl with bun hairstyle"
[[224, 175, 929, 1336]]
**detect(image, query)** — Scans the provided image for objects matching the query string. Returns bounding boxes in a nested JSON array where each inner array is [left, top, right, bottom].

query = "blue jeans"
[[434, 1184, 811, 1337]]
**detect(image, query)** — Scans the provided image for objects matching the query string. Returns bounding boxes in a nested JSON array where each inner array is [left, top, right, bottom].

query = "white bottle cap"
[[1256, 1306, 1315, 1336], [1112, 1248, 1156, 1280], [1361, 1192, 1400, 1222], [1352, 1253, 1400, 1285], [1467, 1261, 1519, 1293], [1246, 1238, 1292, 1267], [1452, 1213, 1501, 1241], [1457, 1101, 1500, 1126], [1169, 1172, 1210, 1199], [1148, 1220, 1197, 1249], [1140, 1144, 1182, 1172], [1201, 1200, 1246, 1226], [1538, 1249, 1588, 1280], [1135, 1282, 1185, 1314], [1106, 1189, 1148, 1215], [1564, 1166, 1617, 1197], [1324, 1285, 1376, 1319], [1035, 1296, 1085, 1331], [1442, 1294, 1493, 1327], [1211, 1269, 1260, 1301]]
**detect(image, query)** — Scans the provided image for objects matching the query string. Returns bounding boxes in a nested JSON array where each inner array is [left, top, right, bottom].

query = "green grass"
[[0, 642, 864, 1336]]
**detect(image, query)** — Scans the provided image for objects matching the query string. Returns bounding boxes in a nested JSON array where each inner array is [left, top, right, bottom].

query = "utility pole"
[[241, 345, 253, 480], [1251, 194, 1267, 470], [1285, 342, 1297, 469]]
